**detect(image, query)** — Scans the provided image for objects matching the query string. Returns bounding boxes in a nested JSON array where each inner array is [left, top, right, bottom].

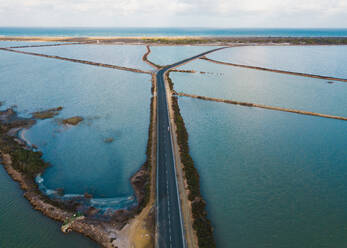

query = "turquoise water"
[[0, 50, 151, 209], [18, 44, 153, 71], [179, 97, 347, 248], [148, 45, 220, 66], [0, 165, 99, 248], [172, 59, 347, 116], [1, 27, 347, 37], [208, 45, 347, 79]]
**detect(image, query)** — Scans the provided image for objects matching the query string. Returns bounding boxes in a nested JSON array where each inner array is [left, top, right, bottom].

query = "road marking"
[[156, 47, 227, 248]]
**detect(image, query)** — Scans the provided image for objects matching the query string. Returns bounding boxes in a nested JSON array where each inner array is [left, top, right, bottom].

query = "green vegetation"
[[137, 96, 154, 212], [166, 74, 174, 91], [168, 74, 215, 248]]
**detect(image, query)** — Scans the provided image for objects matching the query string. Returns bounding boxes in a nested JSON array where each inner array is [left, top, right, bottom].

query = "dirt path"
[[201, 56, 347, 83], [142, 45, 161, 70], [175, 92, 347, 121], [0, 47, 151, 74]]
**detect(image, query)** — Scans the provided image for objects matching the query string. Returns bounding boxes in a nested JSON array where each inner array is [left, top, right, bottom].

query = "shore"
[[0, 105, 156, 248], [2, 36, 347, 46]]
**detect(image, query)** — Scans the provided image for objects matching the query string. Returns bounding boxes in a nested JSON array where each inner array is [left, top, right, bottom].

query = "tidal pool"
[[0, 50, 151, 209], [179, 97, 347, 248], [172, 59, 347, 116], [16, 44, 153, 71], [208, 45, 347, 79]]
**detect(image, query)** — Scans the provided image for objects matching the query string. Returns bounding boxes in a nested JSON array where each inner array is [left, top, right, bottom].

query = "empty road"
[[156, 47, 226, 248]]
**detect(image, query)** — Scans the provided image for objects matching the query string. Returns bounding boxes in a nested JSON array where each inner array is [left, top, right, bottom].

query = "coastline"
[[0, 102, 156, 248]]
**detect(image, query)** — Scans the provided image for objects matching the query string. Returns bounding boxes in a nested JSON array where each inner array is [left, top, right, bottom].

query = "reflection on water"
[[179, 97, 347, 248], [17, 44, 153, 71], [208, 45, 347, 79], [0, 50, 151, 209], [173, 59, 347, 116]]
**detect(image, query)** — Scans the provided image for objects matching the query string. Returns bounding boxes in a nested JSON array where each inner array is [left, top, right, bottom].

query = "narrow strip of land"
[[201, 57, 347, 83], [143, 45, 161, 69], [156, 47, 226, 248], [175, 92, 347, 121], [0, 48, 151, 74], [1, 42, 90, 49]]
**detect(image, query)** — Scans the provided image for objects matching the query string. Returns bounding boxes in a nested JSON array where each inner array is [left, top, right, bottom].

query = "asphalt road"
[[156, 47, 226, 248]]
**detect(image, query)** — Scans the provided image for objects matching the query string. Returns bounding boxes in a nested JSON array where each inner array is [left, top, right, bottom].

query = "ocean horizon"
[[1, 27, 347, 37]]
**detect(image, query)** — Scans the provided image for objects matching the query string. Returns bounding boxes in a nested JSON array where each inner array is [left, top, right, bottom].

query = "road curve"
[[156, 47, 226, 248]]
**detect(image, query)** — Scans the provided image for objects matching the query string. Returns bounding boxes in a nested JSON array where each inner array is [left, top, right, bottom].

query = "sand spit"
[[201, 57, 347, 83], [175, 92, 347, 121], [2, 36, 347, 46], [0, 47, 151, 75]]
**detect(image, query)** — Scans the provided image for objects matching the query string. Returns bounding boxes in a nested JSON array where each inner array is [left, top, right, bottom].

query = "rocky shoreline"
[[0, 107, 152, 248]]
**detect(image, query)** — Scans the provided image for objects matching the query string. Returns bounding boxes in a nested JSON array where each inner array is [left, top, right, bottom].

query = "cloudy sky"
[[0, 0, 347, 27]]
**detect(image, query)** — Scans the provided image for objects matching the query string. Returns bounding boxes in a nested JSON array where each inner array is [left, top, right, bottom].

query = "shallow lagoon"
[[179, 97, 347, 248], [148, 45, 220, 66], [208, 45, 347, 79], [17, 44, 153, 71], [172, 59, 347, 116], [0, 50, 151, 207]]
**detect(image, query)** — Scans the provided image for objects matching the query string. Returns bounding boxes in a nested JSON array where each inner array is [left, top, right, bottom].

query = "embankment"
[[175, 92, 347, 121], [142, 45, 161, 69], [201, 57, 347, 83], [167, 74, 216, 248], [0, 48, 151, 74]]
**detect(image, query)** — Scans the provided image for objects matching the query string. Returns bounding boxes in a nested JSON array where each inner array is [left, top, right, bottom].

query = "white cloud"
[[0, 0, 346, 27]]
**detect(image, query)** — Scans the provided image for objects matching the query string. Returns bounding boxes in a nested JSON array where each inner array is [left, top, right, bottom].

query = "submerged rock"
[[62, 116, 84, 126], [84, 192, 93, 199], [104, 137, 114, 143]]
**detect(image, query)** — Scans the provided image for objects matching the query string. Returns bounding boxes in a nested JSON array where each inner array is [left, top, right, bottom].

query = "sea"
[[1, 27, 347, 37]]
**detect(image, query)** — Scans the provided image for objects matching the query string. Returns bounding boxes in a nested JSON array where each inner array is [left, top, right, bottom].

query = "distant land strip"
[[174, 92, 347, 121], [2, 37, 347, 45], [0, 48, 151, 74], [201, 57, 347, 83]]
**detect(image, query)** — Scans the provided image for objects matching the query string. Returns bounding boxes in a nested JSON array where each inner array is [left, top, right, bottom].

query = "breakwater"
[[201, 57, 347, 83], [0, 48, 151, 74], [175, 92, 347, 121], [142, 45, 161, 69]]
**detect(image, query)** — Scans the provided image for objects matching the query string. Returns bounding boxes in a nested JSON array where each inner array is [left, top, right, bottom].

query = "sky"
[[0, 0, 347, 27]]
